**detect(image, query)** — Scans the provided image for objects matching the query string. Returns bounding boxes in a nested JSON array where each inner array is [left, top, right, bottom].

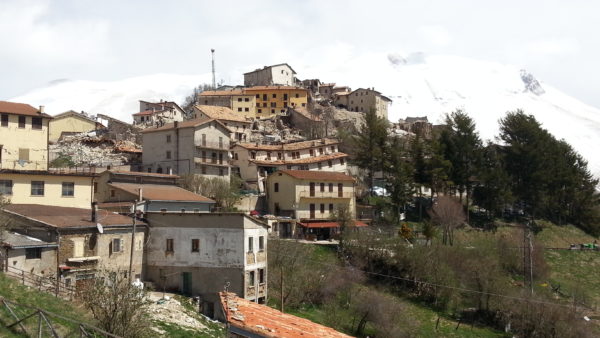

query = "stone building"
[[143, 212, 269, 317], [133, 100, 186, 129], [243, 63, 297, 87], [0, 101, 52, 171], [344, 88, 392, 120], [231, 138, 348, 193], [141, 118, 232, 180], [197, 90, 257, 119], [192, 105, 252, 142], [48, 110, 104, 143], [2, 204, 145, 291], [0, 231, 58, 277]]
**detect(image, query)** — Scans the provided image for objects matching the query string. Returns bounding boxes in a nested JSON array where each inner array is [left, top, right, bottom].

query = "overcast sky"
[[1, 0, 599, 107]]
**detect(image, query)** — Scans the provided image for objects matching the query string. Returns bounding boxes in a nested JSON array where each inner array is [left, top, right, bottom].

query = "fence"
[[3, 266, 76, 300]]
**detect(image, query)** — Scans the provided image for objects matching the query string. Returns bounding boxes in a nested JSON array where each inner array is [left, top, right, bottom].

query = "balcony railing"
[[194, 157, 231, 166], [298, 190, 354, 199], [196, 140, 229, 150]]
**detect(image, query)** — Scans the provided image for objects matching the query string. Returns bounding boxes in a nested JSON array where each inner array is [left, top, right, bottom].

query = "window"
[[0, 180, 13, 195], [295, 93, 299, 98], [110, 189, 115, 197], [259, 268, 265, 284], [255, 94, 259, 98], [166, 151, 171, 159], [32, 117, 42, 130], [320, 204, 325, 214], [62, 182, 75, 196], [309, 149, 314, 156], [319, 148, 324, 155], [166, 239, 174, 253], [73, 239, 84, 257], [238, 107, 242, 112], [338, 183, 343, 197], [340, 158, 345, 165], [270, 102, 276, 108], [93, 182, 98, 193], [320, 183, 325, 192], [274, 182, 279, 192], [271, 109, 275, 114], [19, 148, 29, 161], [18, 116, 26, 128], [259, 236, 264, 251], [244, 97, 249, 102], [301, 103, 306, 107], [191, 239, 200, 252], [258, 109, 262, 113], [31, 181, 44, 196], [25, 248, 42, 259], [272, 93, 276, 98], [219, 168, 224, 176], [262, 94, 267, 100], [244, 107, 249, 112], [248, 271, 255, 287], [237, 97, 242, 102], [266, 152, 271, 160], [329, 204, 334, 213], [317, 162, 322, 170], [329, 183, 333, 192], [1, 114, 8, 127], [277, 152, 282, 160], [112, 238, 122, 253], [166, 135, 171, 143], [283, 93, 288, 100], [330, 146, 336, 152], [248, 237, 254, 252], [328, 160, 333, 168], [201, 166, 207, 174]]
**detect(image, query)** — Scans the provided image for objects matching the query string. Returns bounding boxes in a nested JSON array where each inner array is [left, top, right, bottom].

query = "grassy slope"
[[0, 274, 94, 337]]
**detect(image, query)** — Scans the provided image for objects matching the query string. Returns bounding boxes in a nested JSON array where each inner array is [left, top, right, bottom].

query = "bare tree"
[[80, 268, 152, 337], [179, 174, 242, 210], [428, 196, 466, 246]]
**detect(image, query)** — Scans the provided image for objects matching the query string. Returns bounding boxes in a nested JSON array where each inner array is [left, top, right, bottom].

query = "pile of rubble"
[[49, 133, 141, 167], [250, 117, 305, 144], [147, 292, 208, 333]]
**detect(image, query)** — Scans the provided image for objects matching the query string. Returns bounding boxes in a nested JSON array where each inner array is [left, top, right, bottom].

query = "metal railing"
[[3, 266, 76, 300]]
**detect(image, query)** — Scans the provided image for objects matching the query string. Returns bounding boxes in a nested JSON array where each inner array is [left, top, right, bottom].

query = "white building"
[[243, 63, 297, 87], [141, 118, 232, 180], [133, 100, 186, 128], [231, 138, 348, 192], [143, 212, 269, 317]]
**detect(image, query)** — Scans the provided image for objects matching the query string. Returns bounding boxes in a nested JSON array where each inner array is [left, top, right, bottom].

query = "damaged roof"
[[219, 292, 350, 338], [140, 118, 231, 134], [2, 204, 145, 229], [194, 105, 251, 123], [108, 183, 214, 203]]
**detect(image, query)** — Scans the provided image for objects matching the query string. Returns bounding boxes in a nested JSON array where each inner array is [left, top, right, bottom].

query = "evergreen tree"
[[472, 142, 513, 218], [385, 136, 415, 223], [351, 110, 389, 195]]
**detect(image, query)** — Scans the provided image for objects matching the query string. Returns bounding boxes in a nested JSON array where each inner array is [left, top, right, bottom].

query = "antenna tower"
[[211, 49, 216, 89]]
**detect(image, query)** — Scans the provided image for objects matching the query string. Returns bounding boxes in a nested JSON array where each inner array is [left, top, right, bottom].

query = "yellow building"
[[244, 86, 308, 119], [197, 90, 257, 119], [0, 170, 94, 209], [0, 101, 52, 171], [49, 110, 104, 143]]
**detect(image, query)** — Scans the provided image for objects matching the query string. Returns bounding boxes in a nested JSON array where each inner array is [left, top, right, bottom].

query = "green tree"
[[385, 136, 414, 223], [351, 110, 389, 195], [472, 142, 513, 218]]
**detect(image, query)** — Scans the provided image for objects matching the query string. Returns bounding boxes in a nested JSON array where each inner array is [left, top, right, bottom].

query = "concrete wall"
[[141, 201, 212, 213], [0, 113, 49, 170], [244, 65, 295, 87], [0, 172, 93, 208], [347, 89, 389, 120], [5, 247, 57, 276], [48, 115, 97, 143]]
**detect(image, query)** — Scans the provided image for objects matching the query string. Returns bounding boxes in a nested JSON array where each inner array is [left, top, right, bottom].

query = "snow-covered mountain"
[[10, 53, 600, 176]]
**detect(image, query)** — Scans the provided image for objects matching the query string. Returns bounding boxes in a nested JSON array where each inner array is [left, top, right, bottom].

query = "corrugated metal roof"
[[1, 231, 58, 249], [220, 292, 350, 338], [3, 204, 144, 228], [108, 183, 214, 202]]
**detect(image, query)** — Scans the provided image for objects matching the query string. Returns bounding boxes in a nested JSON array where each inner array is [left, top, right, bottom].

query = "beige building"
[[48, 110, 103, 143], [144, 212, 269, 317], [244, 86, 308, 119], [243, 63, 297, 87], [141, 118, 232, 180], [231, 138, 348, 192], [2, 204, 145, 290], [0, 101, 52, 171], [197, 90, 257, 119], [344, 88, 392, 120], [0, 231, 58, 277], [0, 170, 95, 209], [266, 170, 363, 240], [192, 105, 252, 142]]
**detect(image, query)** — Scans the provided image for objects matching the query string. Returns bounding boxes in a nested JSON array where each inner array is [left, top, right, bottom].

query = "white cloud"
[[419, 25, 453, 47], [0, 0, 111, 66], [527, 38, 580, 56]]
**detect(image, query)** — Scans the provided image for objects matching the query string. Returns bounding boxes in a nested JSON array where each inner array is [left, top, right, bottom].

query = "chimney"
[[91, 202, 98, 222], [138, 188, 143, 202], [39, 105, 45, 113]]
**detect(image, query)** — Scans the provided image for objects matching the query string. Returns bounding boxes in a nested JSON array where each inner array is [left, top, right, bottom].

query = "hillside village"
[[2, 61, 600, 338]]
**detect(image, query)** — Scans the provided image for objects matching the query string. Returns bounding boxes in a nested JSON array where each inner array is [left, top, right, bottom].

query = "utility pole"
[[280, 266, 284, 313], [128, 201, 137, 285], [211, 49, 216, 89]]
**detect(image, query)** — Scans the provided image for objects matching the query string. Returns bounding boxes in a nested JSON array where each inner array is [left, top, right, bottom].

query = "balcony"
[[194, 157, 231, 167], [195, 140, 229, 150], [298, 190, 354, 199]]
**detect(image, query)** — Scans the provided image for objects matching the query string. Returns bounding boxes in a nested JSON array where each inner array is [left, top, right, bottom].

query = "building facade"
[[133, 100, 185, 129], [141, 119, 232, 180], [244, 86, 308, 119], [243, 63, 297, 87], [345, 88, 392, 120], [48, 110, 103, 143], [0, 101, 52, 171], [231, 138, 348, 192], [197, 90, 257, 119], [192, 105, 252, 142], [144, 212, 269, 317]]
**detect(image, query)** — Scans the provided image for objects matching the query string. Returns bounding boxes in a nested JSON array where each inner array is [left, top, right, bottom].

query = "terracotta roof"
[[0, 101, 52, 118], [2, 204, 144, 228], [109, 170, 179, 178], [243, 86, 306, 91], [140, 118, 231, 134], [220, 292, 350, 338], [97, 202, 133, 209], [132, 110, 157, 116], [108, 183, 214, 202], [236, 138, 340, 151], [276, 170, 355, 182], [299, 221, 367, 228], [194, 105, 251, 123], [251, 152, 348, 166], [198, 90, 246, 96]]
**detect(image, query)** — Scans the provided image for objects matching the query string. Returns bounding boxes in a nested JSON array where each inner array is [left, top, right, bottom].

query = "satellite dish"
[[96, 223, 104, 234]]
